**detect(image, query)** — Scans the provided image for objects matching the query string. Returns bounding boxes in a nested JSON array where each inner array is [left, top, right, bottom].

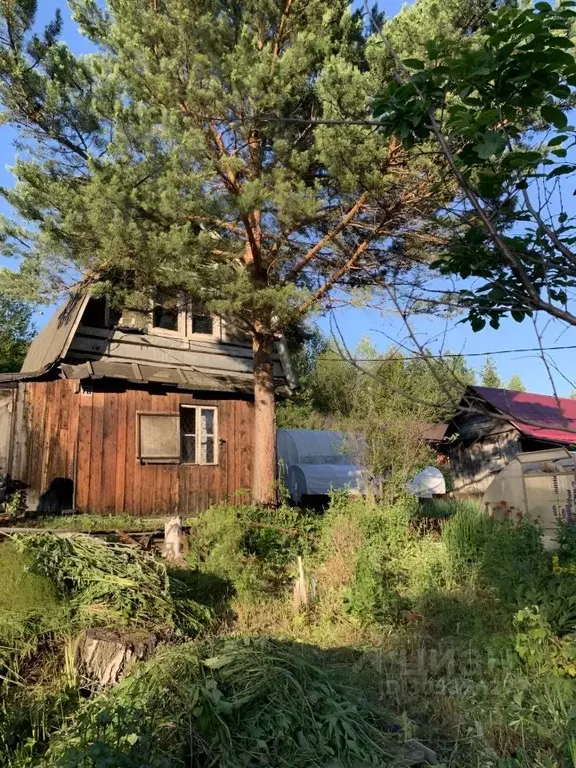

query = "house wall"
[[6, 379, 254, 515], [448, 424, 522, 495], [0, 387, 15, 477]]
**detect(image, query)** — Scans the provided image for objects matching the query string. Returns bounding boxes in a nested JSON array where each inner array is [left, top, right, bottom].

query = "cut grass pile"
[[16, 533, 210, 634], [44, 637, 401, 768]]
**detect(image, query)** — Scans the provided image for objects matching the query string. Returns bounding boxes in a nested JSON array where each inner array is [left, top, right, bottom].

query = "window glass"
[[200, 408, 216, 464], [153, 290, 179, 331], [192, 315, 213, 335], [180, 407, 196, 464]]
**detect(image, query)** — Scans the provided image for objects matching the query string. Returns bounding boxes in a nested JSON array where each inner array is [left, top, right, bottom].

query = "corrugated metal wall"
[[6, 379, 254, 515]]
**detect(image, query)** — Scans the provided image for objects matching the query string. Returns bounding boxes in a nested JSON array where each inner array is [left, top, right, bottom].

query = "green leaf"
[[511, 310, 525, 322], [473, 132, 506, 159], [552, 84, 572, 98], [547, 163, 576, 178], [470, 316, 486, 332], [551, 148, 567, 157], [541, 104, 568, 129], [202, 655, 235, 669], [559, 211, 568, 223], [476, 109, 499, 126], [402, 58, 425, 70], [505, 151, 542, 168], [547, 134, 568, 146], [535, 1, 552, 9]]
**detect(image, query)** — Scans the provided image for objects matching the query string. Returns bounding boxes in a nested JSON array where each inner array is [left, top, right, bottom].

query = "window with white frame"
[[150, 291, 216, 338], [136, 407, 218, 465]]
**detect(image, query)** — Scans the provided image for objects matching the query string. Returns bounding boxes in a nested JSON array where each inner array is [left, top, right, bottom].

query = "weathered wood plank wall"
[[4, 379, 254, 515]]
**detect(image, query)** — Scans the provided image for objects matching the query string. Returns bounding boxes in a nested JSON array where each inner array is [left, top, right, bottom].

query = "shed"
[[482, 448, 576, 546], [446, 386, 576, 495], [0, 290, 293, 516]]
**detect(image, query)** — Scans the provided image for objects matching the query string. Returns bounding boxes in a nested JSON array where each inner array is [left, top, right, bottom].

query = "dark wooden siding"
[[448, 428, 521, 495], [7, 379, 254, 515]]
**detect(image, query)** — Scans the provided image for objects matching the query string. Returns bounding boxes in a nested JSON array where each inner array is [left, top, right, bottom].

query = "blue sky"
[[2, 0, 576, 395]]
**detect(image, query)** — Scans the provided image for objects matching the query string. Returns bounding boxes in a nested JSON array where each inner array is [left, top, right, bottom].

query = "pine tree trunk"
[[252, 333, 277, 506]]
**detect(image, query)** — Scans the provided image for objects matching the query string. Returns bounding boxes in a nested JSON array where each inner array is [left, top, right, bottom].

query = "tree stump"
[[74, 628, 157, 687]]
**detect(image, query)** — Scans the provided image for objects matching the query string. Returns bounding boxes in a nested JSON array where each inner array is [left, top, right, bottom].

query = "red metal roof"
[[473, 386, 576, 444]]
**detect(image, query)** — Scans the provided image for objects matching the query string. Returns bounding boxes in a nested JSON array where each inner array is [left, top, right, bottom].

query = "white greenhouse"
[[482, 448, 576, 546], [277, 429, 368, 503]]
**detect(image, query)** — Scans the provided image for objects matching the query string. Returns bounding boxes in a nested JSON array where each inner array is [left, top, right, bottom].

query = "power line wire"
[[317, 343, 576, 362]]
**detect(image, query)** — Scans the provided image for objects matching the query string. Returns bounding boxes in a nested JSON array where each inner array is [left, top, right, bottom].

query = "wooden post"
[[292, 555, 309, 611], [164, 515, 183, 562]]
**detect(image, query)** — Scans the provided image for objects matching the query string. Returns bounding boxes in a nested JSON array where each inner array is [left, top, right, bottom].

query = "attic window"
[[191, 314, 213, 335], [82, 297, 108, 328], [152, 291, 180, 332]]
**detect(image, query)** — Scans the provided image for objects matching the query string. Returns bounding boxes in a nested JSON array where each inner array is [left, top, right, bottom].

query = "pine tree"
[[0, 298, 34, 373], [507, 374, 526, 392], [480, 357, 502, 388], [0, 0, 492, 503]]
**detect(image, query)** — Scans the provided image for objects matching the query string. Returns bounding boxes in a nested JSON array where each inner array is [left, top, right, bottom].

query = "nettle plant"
[[374, 1, 576, 333]]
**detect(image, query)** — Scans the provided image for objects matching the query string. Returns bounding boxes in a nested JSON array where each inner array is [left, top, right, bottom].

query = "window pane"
[[153, 304, 179, 331], [192, 315, 213, 334], [182, 435, 196, 464], [181, 407, 196, 436], [153, 290, 180, 331], [201, 408, 214, 435], [180, 407, 196, 463], [201, 436, 215, 464]]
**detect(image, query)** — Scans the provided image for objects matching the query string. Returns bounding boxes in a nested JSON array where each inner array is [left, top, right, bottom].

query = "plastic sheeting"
[[406, 466, 446, 498], [483, 448, 576, 547], [286, 464, 367, 503], [277, 429, 367, 502], [277, 429, 354, 468]]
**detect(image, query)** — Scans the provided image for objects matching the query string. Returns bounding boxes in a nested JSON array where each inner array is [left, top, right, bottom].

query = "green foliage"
[[507, 373, 526, 392], [43, 638, 398, 768], [188, 504, 318, 598], [16, 533, 210, 634], [374, 0, 576, 331], [0, 0, 459, 337], [317, 495, 418, 625], [0, 540, 64, 645], [442, 503, 548, 604], [481, 356, 502, 388], [0, 297, 34, 373]]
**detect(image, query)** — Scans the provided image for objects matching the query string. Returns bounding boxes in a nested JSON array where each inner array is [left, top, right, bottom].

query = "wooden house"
[[0, 292, 294, 515], [446, 386, 576, 495]]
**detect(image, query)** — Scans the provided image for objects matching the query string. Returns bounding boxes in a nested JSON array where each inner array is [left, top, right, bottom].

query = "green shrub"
[[317, 495, 417, 626], [442, 505, 548, 606], [188, 504, 318, 599], [415, 497, 480, 521]]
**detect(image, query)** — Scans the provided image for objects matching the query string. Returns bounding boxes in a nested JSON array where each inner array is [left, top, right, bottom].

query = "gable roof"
[[21, 292, 90, 375], [471, 385, 576, 444]]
